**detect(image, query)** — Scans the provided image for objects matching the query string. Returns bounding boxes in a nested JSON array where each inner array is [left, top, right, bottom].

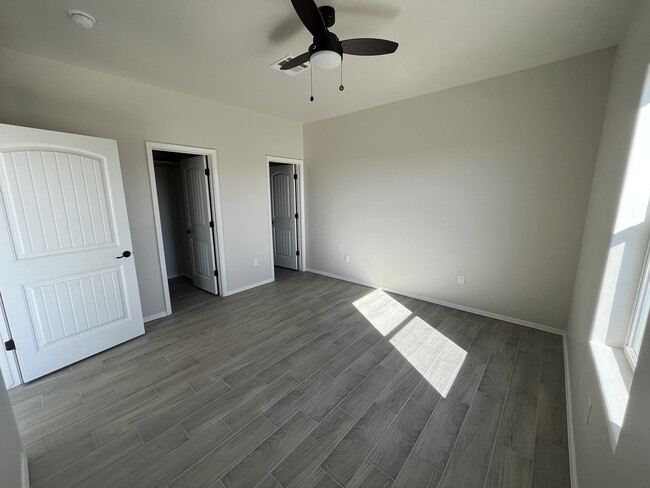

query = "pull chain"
[[339, 58, 344, 91], [310, 66, 314, 102]]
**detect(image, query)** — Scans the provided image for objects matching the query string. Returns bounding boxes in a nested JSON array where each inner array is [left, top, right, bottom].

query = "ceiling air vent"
[[270, 55, 310, 76]]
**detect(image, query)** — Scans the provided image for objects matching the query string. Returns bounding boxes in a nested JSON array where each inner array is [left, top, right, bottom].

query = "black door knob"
[[116, 250, 132, 259]]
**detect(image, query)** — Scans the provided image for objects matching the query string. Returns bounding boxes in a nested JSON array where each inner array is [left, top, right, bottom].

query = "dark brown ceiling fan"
[[280, 0, 398, 72]]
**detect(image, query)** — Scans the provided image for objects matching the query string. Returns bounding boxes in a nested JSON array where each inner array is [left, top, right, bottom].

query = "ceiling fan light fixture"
[[310, 50, 341, 70], [67, 10, 96, 29]]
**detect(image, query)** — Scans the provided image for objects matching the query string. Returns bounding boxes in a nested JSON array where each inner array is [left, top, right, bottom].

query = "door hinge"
[[209, 221, 214, 228], [214, 270, 218, 277], [205, 168, 210, 176], [294, 213, 298, 219], [294, 174, 298, 180], [296, 250, 300, 256], [4, 339, 16, 351]]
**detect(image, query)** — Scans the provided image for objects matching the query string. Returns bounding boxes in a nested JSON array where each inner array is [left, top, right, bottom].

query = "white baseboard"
[[223, 277, 274, 297], [563, 335, 579, 488], [305, 267, 565, 336], [21, 451, 29, 488], [143, 311, 169, 323]]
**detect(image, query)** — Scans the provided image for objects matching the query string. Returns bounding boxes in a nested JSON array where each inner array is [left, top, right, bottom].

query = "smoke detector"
[[67, 10, 96, 29]]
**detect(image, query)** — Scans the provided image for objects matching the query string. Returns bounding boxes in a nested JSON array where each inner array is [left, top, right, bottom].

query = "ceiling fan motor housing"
[[311, 31, 342, 56]]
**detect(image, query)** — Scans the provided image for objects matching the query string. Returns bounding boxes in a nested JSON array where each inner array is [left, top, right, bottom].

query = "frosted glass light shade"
[[310, 50, 341, 70]]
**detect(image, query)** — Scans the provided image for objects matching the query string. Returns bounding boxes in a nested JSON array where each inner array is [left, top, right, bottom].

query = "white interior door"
[[271, 164, 298, 270], [0, 124, 144, 382], [0, 299, 20, 388], [181, 156, 218, 295]]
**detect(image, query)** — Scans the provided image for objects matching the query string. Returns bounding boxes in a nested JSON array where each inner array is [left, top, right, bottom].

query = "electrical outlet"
[[344, 254, 350, 263], [457, 275, 466, 286], [253, 258, 259, 267], [585, 395, 592, 425]]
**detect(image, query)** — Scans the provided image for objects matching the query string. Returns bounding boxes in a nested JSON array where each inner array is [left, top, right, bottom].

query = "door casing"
[[145, 142, 226, 318], [265, 156, 306, 281]]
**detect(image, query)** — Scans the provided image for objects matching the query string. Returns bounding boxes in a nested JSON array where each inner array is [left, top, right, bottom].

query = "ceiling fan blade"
[[290, 0, 328, 39], [341, 38, 398, 56], [268, 17, 304, 43], [280, 52, 311, 70]]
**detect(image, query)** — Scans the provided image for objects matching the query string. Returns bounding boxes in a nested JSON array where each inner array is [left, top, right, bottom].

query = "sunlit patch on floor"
[[353, 289, 466, 397], [353, 290, 412, 336]]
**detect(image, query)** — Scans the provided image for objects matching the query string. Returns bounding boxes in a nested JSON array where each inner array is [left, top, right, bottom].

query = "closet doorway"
[[146, 142, 225, 318], [266, 156, 306, 276]]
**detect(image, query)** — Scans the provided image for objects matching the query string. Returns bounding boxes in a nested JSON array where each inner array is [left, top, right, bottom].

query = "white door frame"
[[266, 156, 306, 281], [146, 142, 227, 318]]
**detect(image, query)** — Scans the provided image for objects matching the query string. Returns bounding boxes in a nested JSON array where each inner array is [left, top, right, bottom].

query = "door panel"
[[182, 156, 218, 295], [0, 150, 116, 258], [25, 268, 128, 348], [270, 165, 298, 270], [0, 124, 144, 382]]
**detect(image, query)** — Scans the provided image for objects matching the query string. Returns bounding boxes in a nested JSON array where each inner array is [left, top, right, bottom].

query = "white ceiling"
[[0, 0, 639, 123]]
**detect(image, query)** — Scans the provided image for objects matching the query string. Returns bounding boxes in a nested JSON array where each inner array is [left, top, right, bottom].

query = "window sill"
[[589, 342, 633, 451]]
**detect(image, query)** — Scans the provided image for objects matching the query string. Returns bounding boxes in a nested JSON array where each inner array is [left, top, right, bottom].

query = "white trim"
[[624, 234, 650, 371], [563, 335, 579, 488], [21, 451, 29, 488], [623, 344, 638, 372], [144, 311, 169, 323], [224, 277, 274, 296], [266, 156, 306, 276], [145, 142, 173, 316], [305, 267, 564, 336], [145, 142, 228, 309]]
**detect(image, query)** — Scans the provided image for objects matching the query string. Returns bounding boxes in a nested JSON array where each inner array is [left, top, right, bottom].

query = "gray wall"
[[0, 46, 303, 318], [304, 49, 614, 329], [0, 373, 25, 487], [566, 1, 650, 486], [154, 164, 187, 279]]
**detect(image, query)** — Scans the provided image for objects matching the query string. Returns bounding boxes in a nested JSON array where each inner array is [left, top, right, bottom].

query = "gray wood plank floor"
[[9, 268, 570, 487]]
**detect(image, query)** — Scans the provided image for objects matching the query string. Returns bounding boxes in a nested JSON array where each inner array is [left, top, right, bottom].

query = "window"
[[588, 66, 650, 450], [625, 239, 650, 369]]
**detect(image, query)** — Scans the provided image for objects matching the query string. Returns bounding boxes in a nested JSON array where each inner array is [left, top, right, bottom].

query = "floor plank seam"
[[269, 472, 286, 488], [222, 412, 317, 488], [480, 328, 523, 488], [367, 376, 431, 483], [299, 407, 321, 423], [335, 402, 359, 421], [217, 414, 287, 486], [177, 422, 190, 442], [412, 451, 444, 472], [317, 369, 335, 380], [368, 458, 397, 481], [527, 343, 545, 488], [165, 420, 236, 487]]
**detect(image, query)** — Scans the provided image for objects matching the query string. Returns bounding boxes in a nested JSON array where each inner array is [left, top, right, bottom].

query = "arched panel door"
[[0, 124, 144, 382], [181, 156, 218, 294], [270, 164, 298, 270]]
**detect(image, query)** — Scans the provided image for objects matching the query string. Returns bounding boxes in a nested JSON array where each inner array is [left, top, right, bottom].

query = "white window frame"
[[625, 236, 650, 371]]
